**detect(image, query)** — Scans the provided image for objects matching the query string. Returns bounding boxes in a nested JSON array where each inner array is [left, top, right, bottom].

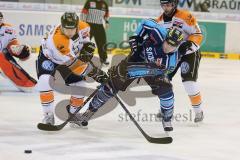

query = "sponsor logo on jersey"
[[181, 62, 190, 74], [5, 29, 13, 34], [145, 47, 155, 62], [42, 60, 54, 71], [173, 20, 183, 28]]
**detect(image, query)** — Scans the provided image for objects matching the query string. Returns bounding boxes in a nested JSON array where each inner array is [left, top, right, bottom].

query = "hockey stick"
[[114, 94, 173, 144], [37, 86, 100, 131], [88, 61, 173, 144]]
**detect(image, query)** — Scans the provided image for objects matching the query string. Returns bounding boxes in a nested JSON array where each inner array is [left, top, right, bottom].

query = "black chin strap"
[[163, 8, 177, 22]]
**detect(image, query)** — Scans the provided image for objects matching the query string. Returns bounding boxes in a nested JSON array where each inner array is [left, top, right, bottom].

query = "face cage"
[[161, 2, 177, 14]]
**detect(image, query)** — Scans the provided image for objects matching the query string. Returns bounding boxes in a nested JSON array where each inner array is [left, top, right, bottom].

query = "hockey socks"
[[40, 90, 54, 114], [183, 81, 203, 114], [88, 85, 115, 112], [159, 91, 174, 122], [69, 96, 84, 114]]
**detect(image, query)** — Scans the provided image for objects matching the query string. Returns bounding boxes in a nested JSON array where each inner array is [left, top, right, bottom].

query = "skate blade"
[[164, 131, 172, 137], [193, 120, 204, 126], [69, 123, 88, 129]]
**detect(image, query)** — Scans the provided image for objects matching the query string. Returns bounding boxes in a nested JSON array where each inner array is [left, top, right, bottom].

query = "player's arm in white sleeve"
[[179, 13, 203, 55]]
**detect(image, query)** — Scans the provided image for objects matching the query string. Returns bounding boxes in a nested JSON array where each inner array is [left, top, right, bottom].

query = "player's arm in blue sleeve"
[[135, 18, 160, 37], [129, 18, 165, 52], [129, 18, 158, 52]]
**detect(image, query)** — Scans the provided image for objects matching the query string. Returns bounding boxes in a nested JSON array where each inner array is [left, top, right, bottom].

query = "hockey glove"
[[88, 67, 109, 84], [178, 41, 193, 56], [129, 35, 143, 53], [6, 44, 31, 61], [108, 58, 128, 81], [78, 42, 96, 62]]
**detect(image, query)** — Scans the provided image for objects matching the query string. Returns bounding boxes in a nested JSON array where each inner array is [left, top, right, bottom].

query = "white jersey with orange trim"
[[156, 9, 203, 54], [0, 23, 18, 52], [41, 21, 90, 65]]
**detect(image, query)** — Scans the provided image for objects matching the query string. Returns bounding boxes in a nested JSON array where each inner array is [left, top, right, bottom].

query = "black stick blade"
[[147, 136, 173, 144], [37, 123, 65, 131]]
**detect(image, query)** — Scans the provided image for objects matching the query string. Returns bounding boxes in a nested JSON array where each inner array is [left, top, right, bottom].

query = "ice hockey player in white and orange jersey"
[[156, 0, 204, 123], [36, 12, 108, 125], [0, 12, 36, 92]]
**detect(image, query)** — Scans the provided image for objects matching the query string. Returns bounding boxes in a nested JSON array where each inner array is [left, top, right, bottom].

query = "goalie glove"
[[6, 44, 31, 61], [78, 42, 95, 62]]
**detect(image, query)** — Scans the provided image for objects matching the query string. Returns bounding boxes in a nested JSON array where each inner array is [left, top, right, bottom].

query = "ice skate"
[[42, 113, 55, 125], [194, 111, 204, 123], [162, 119, 173, 132], [66, 105, 85, 128]]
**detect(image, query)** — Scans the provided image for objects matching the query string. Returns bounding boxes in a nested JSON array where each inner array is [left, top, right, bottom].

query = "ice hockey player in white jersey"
[[157, 0, 204, 123], [36, 12, 108, 125], [0, 12, 36, 92]]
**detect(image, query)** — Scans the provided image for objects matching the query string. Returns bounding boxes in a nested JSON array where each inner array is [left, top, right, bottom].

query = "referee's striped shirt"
[[81, 0, 109, 25]]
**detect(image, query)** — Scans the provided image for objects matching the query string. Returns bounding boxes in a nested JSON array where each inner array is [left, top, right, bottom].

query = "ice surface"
[[0, 55, 240, 160]]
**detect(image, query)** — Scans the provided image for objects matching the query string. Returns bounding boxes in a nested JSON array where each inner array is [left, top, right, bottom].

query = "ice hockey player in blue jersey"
[[73, 18, 184, 132]]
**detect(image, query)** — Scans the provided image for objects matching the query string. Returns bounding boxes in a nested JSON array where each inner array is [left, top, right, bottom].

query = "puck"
[[24, 150, 32, 154], [81, 121, 88, 126]]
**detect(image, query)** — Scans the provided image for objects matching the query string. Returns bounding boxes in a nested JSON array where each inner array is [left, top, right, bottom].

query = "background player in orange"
[[0, 12, 36, 92], [156, 0, 204, 122], [36, 12, 107, 125]]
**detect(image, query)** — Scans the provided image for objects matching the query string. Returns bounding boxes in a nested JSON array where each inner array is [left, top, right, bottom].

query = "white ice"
[[0, 55, 240, 160]]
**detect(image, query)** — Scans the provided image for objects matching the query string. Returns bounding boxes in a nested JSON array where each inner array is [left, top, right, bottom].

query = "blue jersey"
[[133, 19, 180, 74]]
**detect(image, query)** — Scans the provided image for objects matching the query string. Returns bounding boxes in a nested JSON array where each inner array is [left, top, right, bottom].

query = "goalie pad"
[[0, 52, 37, 92]]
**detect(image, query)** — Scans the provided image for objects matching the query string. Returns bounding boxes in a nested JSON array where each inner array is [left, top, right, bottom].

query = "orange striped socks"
[[69, 96, 84, 113], [40, 90, 54, 113]]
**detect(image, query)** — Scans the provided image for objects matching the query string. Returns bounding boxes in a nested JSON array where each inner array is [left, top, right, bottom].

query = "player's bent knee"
[[37, 74, 53, 91]]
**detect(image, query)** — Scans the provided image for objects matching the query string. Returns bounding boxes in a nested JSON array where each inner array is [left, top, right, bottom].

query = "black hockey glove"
[[78, 42, 96, 62], [108, 58, 128, 81], [129, 35, 143, 53], [178, 41, 193, 56], [88, 67, 109, 84]]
